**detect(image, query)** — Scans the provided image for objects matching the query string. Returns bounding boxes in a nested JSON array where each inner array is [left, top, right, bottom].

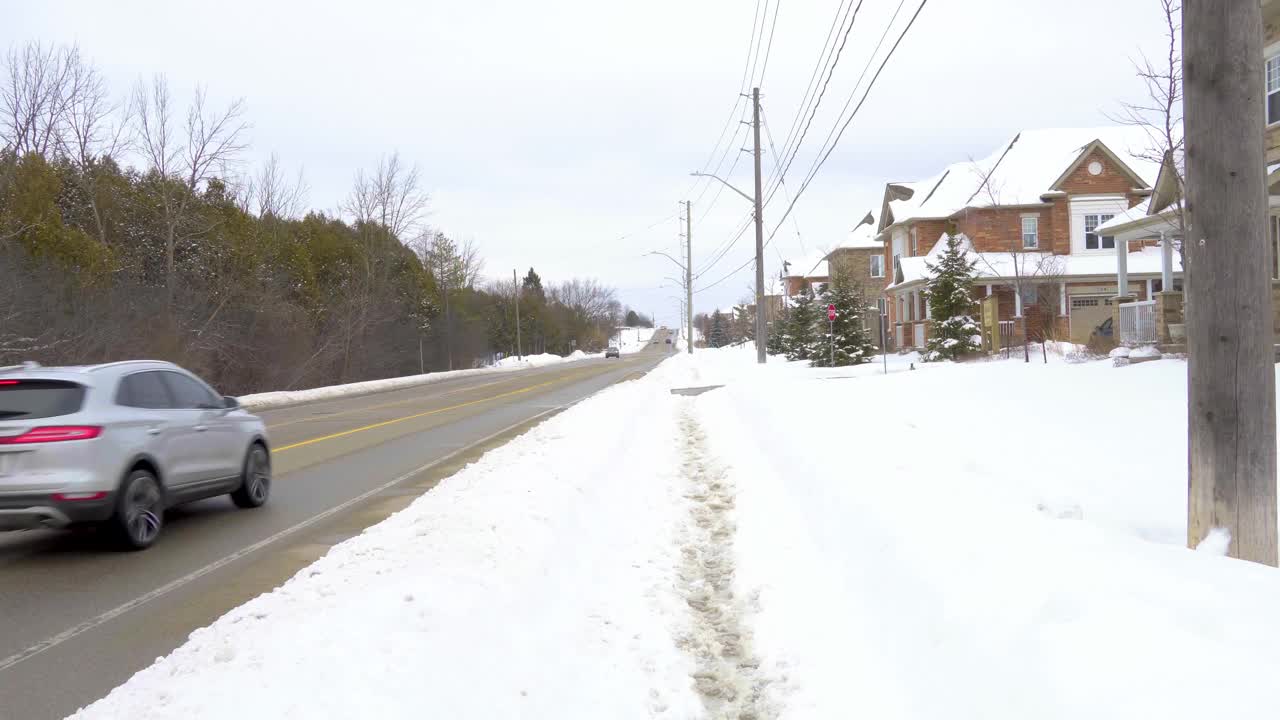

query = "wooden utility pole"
[[1184, 0, 1277, 564], [751, 87, 766, 364], [686, 200, 694, 355], [513, 268, 523, 360]]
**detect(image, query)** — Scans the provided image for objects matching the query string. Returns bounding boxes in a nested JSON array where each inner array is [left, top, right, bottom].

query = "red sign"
[[827, 304, 837, 321]]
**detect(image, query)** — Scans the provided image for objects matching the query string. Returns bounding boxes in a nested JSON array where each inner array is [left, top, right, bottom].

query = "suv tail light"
[[0, 426, 103, 444]]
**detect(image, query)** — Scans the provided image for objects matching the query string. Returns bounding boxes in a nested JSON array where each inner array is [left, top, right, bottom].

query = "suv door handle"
[[194, 425, 208, 432], [146, 428, 162, 436]]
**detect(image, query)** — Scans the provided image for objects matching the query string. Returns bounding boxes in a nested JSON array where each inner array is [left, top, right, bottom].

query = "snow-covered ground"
[[615, 325, 657, 354], [77, 346, 1280, 719], [241, 328, 659, 410]]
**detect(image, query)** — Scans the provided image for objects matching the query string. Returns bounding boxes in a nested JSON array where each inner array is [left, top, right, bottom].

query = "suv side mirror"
[[223, 395, 241, 410]]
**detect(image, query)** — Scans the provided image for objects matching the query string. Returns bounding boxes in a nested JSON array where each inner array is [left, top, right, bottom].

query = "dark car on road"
[[605, 347, 620, 358]]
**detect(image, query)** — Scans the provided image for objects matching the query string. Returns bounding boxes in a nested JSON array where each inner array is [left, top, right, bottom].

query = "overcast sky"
[[5, 0, 1169, 325]]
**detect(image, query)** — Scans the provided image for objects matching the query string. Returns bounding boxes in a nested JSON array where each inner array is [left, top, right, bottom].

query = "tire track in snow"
[[673, 406, 776, 719]]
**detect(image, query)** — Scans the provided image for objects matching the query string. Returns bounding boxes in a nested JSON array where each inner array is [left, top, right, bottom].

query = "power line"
[[761, 104, 806, 255], [699, 0, 930, 291], [757, 0, 783, 86], [689, 0, 764, 206], [762, 0, 867, 209], [761, 0, 857, 200], [767, 0, 930, 245]]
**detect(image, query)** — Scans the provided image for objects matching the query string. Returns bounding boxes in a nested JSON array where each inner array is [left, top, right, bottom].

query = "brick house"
[[874, 127, 1163, 350]]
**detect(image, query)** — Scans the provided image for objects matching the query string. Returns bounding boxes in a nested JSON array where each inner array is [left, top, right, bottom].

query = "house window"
[[1084, 214, 1115, 250], [1271, 214, 1280, 281], [1268, 55, 1280, 125], [910, 227, 919, 256], [877, 298, 887, 315], [1021, 217, 1039, 249], [869, 254, 884, 278], [1019, 285, 1038, 308]]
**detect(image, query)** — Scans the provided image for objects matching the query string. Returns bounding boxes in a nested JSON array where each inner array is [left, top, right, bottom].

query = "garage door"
[[1069, 295, 1112, 344]]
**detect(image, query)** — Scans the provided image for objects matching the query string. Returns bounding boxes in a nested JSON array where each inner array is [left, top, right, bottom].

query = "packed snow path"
[[673, 406, 776, 719]]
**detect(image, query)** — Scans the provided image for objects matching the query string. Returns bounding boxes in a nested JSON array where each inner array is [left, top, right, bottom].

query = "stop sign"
[[827, 304, 836, 321]]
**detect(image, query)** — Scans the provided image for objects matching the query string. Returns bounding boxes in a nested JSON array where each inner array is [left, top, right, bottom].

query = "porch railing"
[[998, 320, 1016, 351], [1119, 300, 1157, 346]]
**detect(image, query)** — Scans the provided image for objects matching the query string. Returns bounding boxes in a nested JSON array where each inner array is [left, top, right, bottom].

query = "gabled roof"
[[877, 127, 1162, 234]]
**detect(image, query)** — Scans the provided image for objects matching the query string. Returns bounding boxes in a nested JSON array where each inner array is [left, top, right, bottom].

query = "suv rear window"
[[0, 380, 88, 420]]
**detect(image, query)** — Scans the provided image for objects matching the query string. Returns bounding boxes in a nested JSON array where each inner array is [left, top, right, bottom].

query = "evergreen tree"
[[709, 309, 729, 348], [811, 281, 879, 367], [922, 229, 981, 361], [784, 284, 821, 360], [766, 304, 789, 355]]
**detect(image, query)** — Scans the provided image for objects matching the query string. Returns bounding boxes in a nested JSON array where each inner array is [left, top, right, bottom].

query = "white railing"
[[1119, 300, 1157, 346]]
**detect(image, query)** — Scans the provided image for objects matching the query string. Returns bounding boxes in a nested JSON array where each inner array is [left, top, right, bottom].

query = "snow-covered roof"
[[784, 250, 830, 279], [887, 232, 1181, 290], [833, 214, 882, 251], [882, 127, 1161, 231]]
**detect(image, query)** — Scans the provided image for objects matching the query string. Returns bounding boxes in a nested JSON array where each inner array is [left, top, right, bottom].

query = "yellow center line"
[[264, 375, 525, 431], [273, 367, 607, 453]]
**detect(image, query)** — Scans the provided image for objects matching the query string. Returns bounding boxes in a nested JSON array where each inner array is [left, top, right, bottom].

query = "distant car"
[[0, 360, 271, 550], [665, 338, 673, 344], [605, 347, 620, 358]]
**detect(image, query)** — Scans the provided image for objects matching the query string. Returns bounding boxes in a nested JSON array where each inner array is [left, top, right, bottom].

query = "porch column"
[[1146, 278, 1154, 300], [924, 291, 931, 319], [986, 283, 993, 297], [1160, 230, 1173, 289], [1014, 284, 1023, 317], [1117, 235, 1129, 296], [1059, 281, 1067, 316]]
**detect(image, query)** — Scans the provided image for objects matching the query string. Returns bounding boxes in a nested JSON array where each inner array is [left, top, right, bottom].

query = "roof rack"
[[85, 359, 176, 372], [0, 361, 41, 374]]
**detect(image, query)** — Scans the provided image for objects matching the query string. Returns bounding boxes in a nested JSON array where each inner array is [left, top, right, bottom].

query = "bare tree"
[[252, 152, 309, 220], [1109, 0, 1187, 258], [0, 42, 76, 157], [133, 75, 249, 308], [343, 151, 429, 239], [57, 51, 133, 247]]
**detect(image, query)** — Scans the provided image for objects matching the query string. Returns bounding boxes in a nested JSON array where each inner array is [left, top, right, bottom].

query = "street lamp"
[[689, 166, 766, 364], [689, 171, 754, 204]]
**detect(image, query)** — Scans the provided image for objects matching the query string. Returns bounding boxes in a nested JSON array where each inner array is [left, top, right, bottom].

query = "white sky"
[[5, 0, 1169, 326]]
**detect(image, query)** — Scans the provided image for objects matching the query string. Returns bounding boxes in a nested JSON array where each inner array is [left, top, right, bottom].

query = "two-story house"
[[875, 127, 1163, 350]]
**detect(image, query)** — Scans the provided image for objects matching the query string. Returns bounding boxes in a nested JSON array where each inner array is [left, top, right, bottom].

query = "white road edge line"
[[0, 404, 570, 675]]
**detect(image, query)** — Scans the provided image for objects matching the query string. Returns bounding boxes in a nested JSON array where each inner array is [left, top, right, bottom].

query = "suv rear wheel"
[[110, 469, 164, 551], [230, 444, 270, 509]]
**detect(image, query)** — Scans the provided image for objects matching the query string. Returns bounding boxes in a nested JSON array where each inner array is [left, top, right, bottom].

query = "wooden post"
[[1184, 0, 1277, 565]]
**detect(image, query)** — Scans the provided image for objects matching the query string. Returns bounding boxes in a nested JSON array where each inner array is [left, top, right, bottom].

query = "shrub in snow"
[[1109, 346, 1131, 359], [766, 305, 789, 356], [1129, 345, 1162, 359], [783, 284, 821, 361], [810, 281, 878, 367], [922, 228, 982, 362]]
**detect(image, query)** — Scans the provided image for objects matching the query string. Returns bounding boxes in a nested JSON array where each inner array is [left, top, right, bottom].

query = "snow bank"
[[73, 358, 700, 720], [241, 352, 600, 411], [687, 346, 1280, 718], [614, 326, 657, 354]]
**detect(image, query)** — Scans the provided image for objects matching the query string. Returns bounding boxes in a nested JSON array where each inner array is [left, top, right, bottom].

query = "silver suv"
[[0, 360, 271, 550]]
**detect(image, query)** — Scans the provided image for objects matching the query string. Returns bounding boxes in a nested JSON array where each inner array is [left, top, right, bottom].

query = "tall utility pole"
[[1184, 0, 1277, 565], [513, 268, 523, 361], [685, 200, 694, 355], [751, 87, 766, 364]]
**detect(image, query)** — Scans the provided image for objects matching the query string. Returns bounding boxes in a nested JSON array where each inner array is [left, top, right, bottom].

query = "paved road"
[[0, 333, 673, 719]]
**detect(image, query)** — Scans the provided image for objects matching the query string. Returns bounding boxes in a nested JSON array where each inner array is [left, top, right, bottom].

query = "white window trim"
[[1021, 215, 1039, 249], [1268, 51, 1280, 127], [1069, 196, 1128, 254], [869, 254, 885, 278]]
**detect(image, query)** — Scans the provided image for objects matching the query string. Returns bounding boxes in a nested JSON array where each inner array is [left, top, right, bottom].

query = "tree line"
[[0, 42, 635, 393]]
